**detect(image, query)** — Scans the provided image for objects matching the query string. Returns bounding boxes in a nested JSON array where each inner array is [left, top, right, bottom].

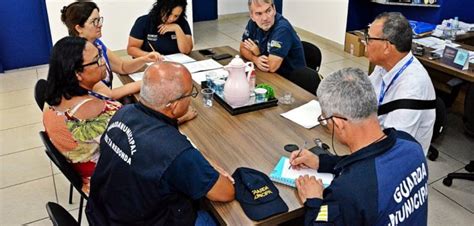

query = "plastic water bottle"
[[452, 17, 459, 40], [453, 17, 459, 30], [444, 22, 453, 40]]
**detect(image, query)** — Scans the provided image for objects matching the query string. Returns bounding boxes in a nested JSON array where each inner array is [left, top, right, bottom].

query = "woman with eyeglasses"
[[127, 0, 193, 57], [61, 1, 160, 101], [43, 36, 122, 194], [61, 1, 197, 123]]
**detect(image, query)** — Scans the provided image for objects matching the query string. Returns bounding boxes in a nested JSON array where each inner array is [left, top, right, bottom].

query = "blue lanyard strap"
[[378, 56, 414, 105], [102, 64, 113, 88], [94, 39, 113, 88], [101, 53, 113, 88], [88, 90, 114, 101]]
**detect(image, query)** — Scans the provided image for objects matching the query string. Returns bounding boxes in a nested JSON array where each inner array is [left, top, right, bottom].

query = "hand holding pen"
[[289, 141, 307, 169], [145, 41, 164, 62], [289, 141, 320, 170]]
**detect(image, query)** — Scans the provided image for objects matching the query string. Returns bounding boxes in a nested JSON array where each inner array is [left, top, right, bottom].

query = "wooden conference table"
[[118, 46, 349, 225]]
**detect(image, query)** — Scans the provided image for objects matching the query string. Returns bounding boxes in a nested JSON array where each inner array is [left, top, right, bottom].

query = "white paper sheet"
[[413, 36, 445, 48], [413, 37, 461, 50], [280, 100, 321, 129], [183, 59, 223, 73], [163, 53, 196, 64], [281, 157, 334, 185], [129, 71, 144, 81]]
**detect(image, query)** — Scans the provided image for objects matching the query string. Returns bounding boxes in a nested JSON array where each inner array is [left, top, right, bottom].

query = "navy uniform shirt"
[[304, 128, 428, 226], [242, 13, 305, 76], [86, 103, 218, 225], [130, 15, 192, 55]]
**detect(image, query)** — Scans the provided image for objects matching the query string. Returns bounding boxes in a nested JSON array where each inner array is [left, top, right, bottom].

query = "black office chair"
[[35, 79, 77, 212], [433, 77, 464, 109], [442, 83, 474, 186], [46, 202, 79, 226], [39, 131, 88, 224], [34, 79, 47, 111], [427, 97, 447, 161], [286, 66, 321, 95], [463, 83, 474, 137], [301, 41, 322, 72]]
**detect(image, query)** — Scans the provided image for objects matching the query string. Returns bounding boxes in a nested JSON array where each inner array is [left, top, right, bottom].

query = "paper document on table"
[[163, 53, 196, 64], [129, 72, 144, 81], [269, 157, 333, 188], [191, 68, 228, 84], [280, 100, 321, 129], [184, 59, 223, 73], [413, 37, 460, 50], [413, 37, 444, 48]]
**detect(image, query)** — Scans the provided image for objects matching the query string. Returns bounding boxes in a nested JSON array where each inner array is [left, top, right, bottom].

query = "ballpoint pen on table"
[[289, 141, 307, 169]]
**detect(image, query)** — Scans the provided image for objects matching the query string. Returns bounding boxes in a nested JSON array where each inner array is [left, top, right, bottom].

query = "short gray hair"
[[375, 12, 412, 52], [248, 0, 273, 8], [139, 63, 184, 108], [316, 67, 377, 121]]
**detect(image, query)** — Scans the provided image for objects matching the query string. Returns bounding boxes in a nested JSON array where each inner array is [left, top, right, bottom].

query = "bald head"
[[140, 62, 192, 111]]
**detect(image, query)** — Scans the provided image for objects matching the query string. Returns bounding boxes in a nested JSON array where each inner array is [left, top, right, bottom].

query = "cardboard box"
[[344, 31, 367, 57]]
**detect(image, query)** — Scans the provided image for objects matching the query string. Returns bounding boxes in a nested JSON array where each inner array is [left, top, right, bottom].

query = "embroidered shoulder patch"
[[315, 205, 328, 222], [270, 40, 282, 49]]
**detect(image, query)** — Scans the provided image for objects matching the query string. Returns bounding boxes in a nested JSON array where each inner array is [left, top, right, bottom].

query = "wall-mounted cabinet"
[[371, 0, 440, 8]]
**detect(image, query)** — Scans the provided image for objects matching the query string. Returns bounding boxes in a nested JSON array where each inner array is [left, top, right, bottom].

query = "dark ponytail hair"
[[45, 36, 89, 106], [149, 0, 187, 30], [61, 1, 99, 36]]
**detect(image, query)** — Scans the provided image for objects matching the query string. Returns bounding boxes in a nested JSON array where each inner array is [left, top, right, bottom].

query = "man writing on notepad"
[[290, 68, 428, 226], [240, 0, 305, 76]]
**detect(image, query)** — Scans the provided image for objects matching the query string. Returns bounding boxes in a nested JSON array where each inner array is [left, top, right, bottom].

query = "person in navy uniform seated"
[[127, 0, 193, 57], [86, 62, 235, 226], [240, 0, 305, 76], [290, 67, 428, 226]]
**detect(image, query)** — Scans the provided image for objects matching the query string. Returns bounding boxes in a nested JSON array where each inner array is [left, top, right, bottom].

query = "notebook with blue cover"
[[269, 156, 334, 188]]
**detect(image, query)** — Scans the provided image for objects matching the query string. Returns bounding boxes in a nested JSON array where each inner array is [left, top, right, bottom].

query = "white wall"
[[218, 0, 248, 15], [283, 0, 349, 45], [46, 0, 193, 51]]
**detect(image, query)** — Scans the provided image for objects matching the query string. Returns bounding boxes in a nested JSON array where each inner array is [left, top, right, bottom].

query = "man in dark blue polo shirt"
[[86, 62, 235, 226], [290, 68, 428, 226], [240, 0, 305, 76]]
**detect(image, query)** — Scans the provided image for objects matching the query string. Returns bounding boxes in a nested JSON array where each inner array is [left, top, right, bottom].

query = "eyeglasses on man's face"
[[363, 32, 390, 45], [317, 115, 348, 127], [318, 114, 348, 156], [89, 16, 104, 27], [171, 85, 199, 103], [81, 53, 105, 68]]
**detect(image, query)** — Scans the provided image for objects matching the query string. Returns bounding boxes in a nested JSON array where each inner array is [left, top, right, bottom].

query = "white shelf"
[[371, 0, 440, 8]]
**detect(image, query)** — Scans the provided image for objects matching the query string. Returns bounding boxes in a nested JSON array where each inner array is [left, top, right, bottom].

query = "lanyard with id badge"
[[378, 56, 414, 105]]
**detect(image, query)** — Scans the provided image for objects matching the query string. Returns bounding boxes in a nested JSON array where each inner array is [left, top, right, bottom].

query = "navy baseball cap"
[[232, 167, 288, 221]]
